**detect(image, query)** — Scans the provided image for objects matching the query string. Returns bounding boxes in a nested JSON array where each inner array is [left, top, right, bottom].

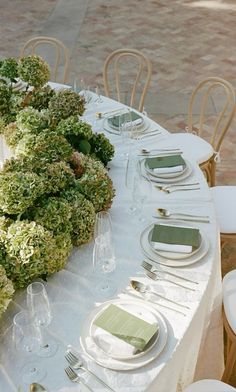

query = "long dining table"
[[0, 88, 224, 392]]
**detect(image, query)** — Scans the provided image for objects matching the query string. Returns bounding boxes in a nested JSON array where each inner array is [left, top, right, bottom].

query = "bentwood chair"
[[20, 36, 70, 83], [103, 48, 152, 112], [183, 379, 236, 392], [170, 77, 236, 186], [211, 186, 236, 249], [222, 269, 236, 382]]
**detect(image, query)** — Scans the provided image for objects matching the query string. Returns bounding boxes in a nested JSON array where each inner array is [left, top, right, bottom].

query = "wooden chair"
[[211, 186, 236, 249], [170, 77, 236, 186], [222, 269, 236, 383], [183, 379, 236, 392], [103, 48, 152, 112], [20, 36, 70, 84]]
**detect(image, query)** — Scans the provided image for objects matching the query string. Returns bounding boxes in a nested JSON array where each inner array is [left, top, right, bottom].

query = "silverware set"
[[154, 207, 210, 223], [65, 350, 116, 392]]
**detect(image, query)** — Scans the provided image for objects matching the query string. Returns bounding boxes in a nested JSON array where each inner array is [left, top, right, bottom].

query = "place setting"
[[140, 220, 210, 268]]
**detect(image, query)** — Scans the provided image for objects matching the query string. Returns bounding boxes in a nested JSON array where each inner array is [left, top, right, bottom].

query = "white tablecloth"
[[0, 94, 224, 392]]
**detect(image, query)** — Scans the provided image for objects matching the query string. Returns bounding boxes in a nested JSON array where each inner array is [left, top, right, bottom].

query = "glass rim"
[[27, 281, 46, 295]]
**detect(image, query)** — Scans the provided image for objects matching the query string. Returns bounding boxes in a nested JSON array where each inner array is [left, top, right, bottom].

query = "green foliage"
[[18, 55, 50, 88], [0, 83, 11, 114], [0, 58, 18, 82], [0, 265, 15, 318], [16, 107, 49, 134], [90, 132, 115, 166], [61, 187, 95, 246], [0, 171, 45, 214], [27, 85, 55, 110], [48, 90, 85, 123], [15, 131, 73, 163], [2, 220, 65, 288]]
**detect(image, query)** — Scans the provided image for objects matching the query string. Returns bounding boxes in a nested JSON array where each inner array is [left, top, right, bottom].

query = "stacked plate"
[[103, 111, 150, 136], [141, 155, 193, 183], [140, 221, 210, 267], [80, 298, 168, 370]]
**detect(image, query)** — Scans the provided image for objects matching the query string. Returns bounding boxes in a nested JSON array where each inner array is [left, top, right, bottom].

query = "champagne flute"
[[13, 310, 46, 384], [119, 109, 133, 158], [27, 282, 58, 357], [93, 211, 116, 297], [131, 163, 152, 222]]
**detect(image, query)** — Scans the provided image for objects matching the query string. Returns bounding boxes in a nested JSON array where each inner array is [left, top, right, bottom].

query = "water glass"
[[93, 236, 116, 297], [13, 310, 46, 384], [27, 282, 58, 357]]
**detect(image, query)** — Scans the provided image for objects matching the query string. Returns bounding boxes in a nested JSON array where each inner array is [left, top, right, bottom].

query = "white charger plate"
[[91, 302, 160, 360], [103, 116, 150, 136], [80, 298, 168, 371], [140, 222, 210, 267], [144, 158, 187, 179], [141, 159, 193, 184], [148, 222, 202, 260]]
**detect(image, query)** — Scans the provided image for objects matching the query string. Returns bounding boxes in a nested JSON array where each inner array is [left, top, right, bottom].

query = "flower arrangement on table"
[[0, 55, 115, 318]]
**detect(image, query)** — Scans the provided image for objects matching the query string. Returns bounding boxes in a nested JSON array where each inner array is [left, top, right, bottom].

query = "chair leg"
[[221, 340, 236, 383], [209, 160, 216, 187]]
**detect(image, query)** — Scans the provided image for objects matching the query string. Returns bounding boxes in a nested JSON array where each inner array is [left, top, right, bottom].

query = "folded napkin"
[[151, 224, 200, 254], [93, 304, 158, 356], [146, 155, 185, 174], [108, 111, 143, 129]]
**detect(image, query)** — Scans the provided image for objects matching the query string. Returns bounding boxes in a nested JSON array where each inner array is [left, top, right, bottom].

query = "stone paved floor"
[[0, 0, 236, 385]]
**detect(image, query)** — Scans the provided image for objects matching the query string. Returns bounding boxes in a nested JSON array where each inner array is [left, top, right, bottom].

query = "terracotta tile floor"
[[0, 0, 236, 385]]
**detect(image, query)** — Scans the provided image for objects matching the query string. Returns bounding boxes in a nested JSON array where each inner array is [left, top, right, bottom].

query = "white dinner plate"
[[140, 222, 210, 267], [91, 303, 160, 360], [144, 158, 187, 179], [148, 222, 202, 260], [80, 298, 168, 371], [141, 159, 193, 183], [103, 116, 150, 136]]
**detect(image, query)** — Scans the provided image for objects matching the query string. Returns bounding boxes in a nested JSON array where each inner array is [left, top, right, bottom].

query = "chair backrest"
[[103, 48, 152, 112], [187, 77, 236, 152], [20, 36, 70, 84]]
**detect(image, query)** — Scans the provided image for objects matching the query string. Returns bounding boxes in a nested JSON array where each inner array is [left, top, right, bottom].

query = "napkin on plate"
[[108, 111, 143, 129], [151, 224, 200, 254], [146, 154, 185, 174], [93, 304, 158, 356]]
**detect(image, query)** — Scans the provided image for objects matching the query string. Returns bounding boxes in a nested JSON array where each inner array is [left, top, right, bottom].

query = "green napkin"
[[107, 111, 143, 129], [146, 154, 185, 169], [93, 304, 158, 351], [151, 224, 200, 248]]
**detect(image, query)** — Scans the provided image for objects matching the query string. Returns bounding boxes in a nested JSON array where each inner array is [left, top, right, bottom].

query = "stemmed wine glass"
[[93, 211, 116, 297], [131, 162, 152, 221], [13, 310, 46, 384], [27, 281, 58, 357]]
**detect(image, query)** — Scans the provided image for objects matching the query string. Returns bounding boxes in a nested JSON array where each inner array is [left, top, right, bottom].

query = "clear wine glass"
[[131, 163, 152, 222], [13, 310, 46, 384], [27, 282, 58, 357], [119, 109, 134, 158], [93, 212, 116, 297]]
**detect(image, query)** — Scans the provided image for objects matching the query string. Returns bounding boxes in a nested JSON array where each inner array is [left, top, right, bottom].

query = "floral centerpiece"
[[0, 55, 115, 316]]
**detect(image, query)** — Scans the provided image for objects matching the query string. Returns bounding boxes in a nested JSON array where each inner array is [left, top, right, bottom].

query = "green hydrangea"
[[2, 122, 24, 149], [0, 58, 18, 82], [27, 85, 55, 110], [0, 83, 11, 114], [61, 187, 95, 246], [0, 265, 14, 318], [16, 107, 49, 134], [48, 90, 85, 124], [2, 220, 62, 288], [30, 197, 72, 236], [90, 133, 115, 166], [18, 55, 50, 88], [56, 116, 93, 140], [42, 161, 75, 194], [73, 154, 115, 212], [0, 171, 45, 214], [47, 232, 72, 274], [15, 131, 73, 163]]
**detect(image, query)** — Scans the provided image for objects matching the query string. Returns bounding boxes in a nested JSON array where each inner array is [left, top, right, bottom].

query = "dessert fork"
[[65, 366, 94, 391], [65, 350, 116, 392], [141, 260, 198, 284], [145, 270, 195, 291]]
